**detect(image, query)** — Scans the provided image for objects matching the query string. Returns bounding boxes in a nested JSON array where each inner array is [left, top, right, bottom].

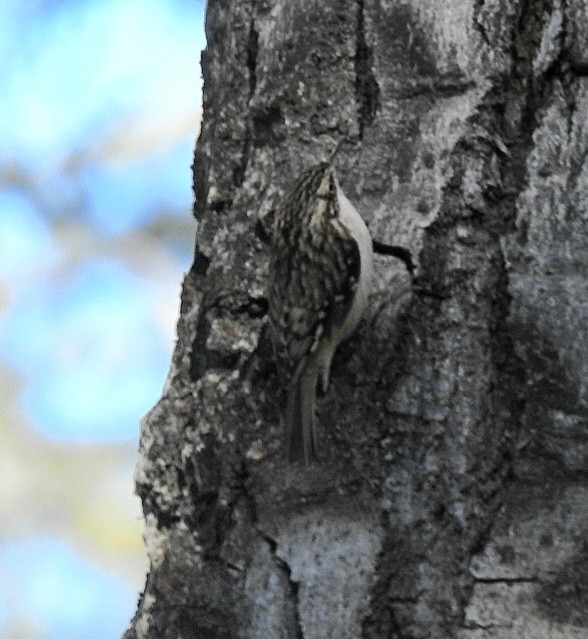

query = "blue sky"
[[0, 0, 203, 231], [0, 0, 205, 637], [0, 0, 205, 440], [0, 258, 171, 440], [0, 538, 135, 639], [0, 0, 204, 168]]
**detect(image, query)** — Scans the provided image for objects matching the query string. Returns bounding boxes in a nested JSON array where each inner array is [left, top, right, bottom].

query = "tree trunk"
[[125, 1, 587, 637]]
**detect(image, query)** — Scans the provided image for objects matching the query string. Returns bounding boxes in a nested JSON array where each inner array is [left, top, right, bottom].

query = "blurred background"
[[0, 0, 205, 637]]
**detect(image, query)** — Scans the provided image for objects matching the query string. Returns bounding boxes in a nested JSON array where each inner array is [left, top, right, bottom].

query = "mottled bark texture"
[[126, 1, 587, 637]]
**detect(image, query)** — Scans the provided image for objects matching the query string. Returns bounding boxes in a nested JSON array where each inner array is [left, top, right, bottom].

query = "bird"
[[268, 161, 374, 464]]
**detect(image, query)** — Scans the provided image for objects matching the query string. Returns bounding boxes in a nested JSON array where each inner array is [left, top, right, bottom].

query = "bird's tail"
[[286, 367, 319, 464]]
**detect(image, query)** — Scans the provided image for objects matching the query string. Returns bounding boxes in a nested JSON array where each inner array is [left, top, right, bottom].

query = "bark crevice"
[[355, 0, 380, 138], [260, 531, 305, 639]]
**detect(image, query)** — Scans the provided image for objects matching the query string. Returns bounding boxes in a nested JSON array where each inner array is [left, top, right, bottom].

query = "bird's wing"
[[269, 227, 360, 385]]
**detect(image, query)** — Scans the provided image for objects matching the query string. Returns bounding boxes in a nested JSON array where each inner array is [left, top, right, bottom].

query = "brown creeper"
[[268, 162, 374, 464]]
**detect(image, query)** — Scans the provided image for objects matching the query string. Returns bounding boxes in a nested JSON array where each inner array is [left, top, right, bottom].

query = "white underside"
[[313, 182, 373, 391], [334, 186, 374, 341]]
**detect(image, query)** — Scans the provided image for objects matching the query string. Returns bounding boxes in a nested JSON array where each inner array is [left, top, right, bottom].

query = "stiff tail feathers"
[[286, 367, 319, 464]]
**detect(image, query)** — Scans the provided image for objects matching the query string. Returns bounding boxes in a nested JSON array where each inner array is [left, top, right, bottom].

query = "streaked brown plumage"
[[268, 162, 373, 463]]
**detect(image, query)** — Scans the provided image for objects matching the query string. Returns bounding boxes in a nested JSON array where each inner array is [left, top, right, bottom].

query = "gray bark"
[[125, 1, 588, 637]]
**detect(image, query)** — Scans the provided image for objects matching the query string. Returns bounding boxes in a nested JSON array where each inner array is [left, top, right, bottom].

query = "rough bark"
[[125, 1, 587, 637]]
